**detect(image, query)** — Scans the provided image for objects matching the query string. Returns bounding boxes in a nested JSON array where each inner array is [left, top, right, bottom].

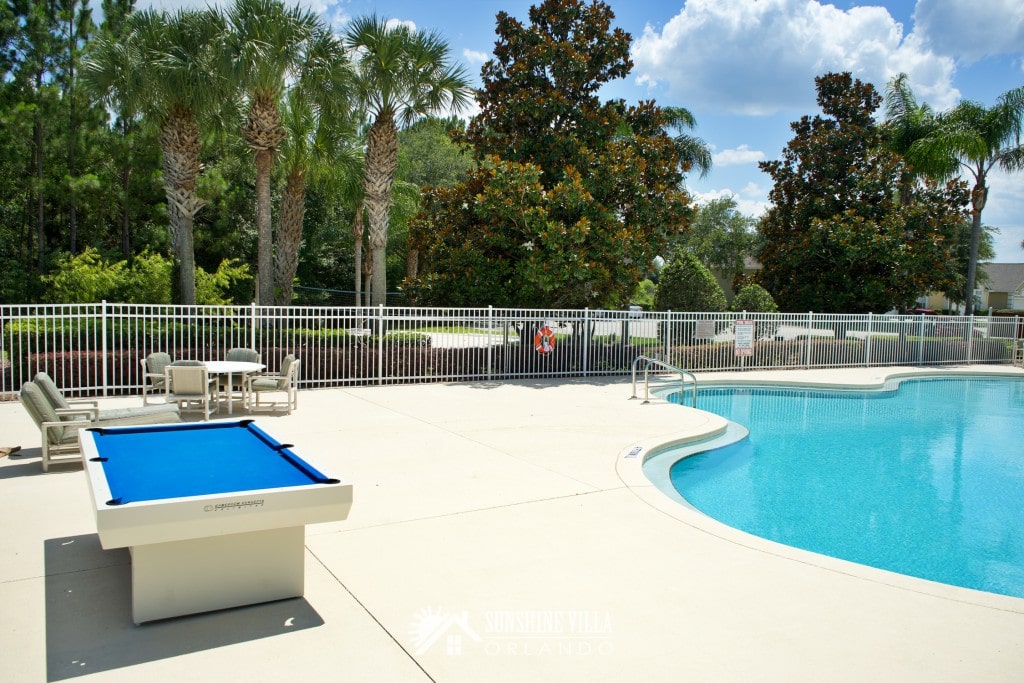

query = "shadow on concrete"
[[0, 448, 87, 479], [460, 376, 637, 391], [45, 534, 324, 681]]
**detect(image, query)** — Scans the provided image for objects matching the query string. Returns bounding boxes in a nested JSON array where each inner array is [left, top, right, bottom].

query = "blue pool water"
[[666, 377, 1024, 598]]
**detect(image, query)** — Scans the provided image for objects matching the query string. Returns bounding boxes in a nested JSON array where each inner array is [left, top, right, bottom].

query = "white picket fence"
[[1, 302, 1018, 398]]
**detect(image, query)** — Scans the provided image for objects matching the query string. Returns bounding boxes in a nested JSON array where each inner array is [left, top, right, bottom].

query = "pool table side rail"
[[79, 428, 353, 549]]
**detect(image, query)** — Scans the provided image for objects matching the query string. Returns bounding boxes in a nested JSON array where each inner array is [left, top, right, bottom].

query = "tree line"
[[1, 0, 472, 306], [2, 0, 1021, 314]]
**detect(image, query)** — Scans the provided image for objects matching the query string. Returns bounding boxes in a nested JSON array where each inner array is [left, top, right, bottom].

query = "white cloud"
[[631, 0, 958, 115], [323, 4, 351, 33], [912, 0, 1024, 62], [463, 48, 489, 65], [712, 144, 764, 167], [385, 18, 417, 32], [983, 168, 1024, 262], [693, 183, 768, 218], [136, 0, 225, 9]]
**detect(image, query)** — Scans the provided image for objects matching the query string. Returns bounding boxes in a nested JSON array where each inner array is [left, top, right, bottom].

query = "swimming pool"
[[656, 377, 1024, 599]]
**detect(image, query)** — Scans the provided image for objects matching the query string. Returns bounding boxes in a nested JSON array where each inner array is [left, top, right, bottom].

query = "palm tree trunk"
[[171, 205, 197, 305], [243, 94, 286, 306], [255, 148, 274, 304], [363, 115, 398, 306], [964, 179, 988, 316], [362, 258, 372, 305], [159, 109, 204, 305], [274, 167, 306, 306]]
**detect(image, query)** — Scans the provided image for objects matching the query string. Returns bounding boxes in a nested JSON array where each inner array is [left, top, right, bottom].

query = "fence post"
[[865, 312, 873, 366], [805, 312, 813, 368], [250, 301, 258, 352], [583, 307, 590, 376], [917, 313, 925, 367], [1016, 316, 1021, 366], [740, 310, 747, 372], [967, 315, 974, 364], [101, 300, 109, 397], [487, 305, 493, 381], [377, 303, 384, 385], [666, 310, 673, 364]]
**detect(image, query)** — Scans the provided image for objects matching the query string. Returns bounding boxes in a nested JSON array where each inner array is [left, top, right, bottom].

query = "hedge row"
[[8, 336, 1011, 396]]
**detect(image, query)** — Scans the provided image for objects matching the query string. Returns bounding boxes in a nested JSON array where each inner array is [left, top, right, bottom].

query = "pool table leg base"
[[129, 526, 305, 624]]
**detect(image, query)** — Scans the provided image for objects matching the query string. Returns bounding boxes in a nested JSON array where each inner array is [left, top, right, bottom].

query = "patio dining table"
[[203, 360, 265, 415]]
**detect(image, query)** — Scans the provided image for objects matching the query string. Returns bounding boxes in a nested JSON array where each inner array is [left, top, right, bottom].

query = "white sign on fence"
[[695, 320, 716, 339], [735, 320, 755, 357]]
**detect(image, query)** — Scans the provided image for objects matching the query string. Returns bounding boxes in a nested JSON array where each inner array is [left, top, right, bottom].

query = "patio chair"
[[19, 380, 181, 472], [165, 364, 219, 421], [225, 347, 260, 363], [221, 347, 262, 403], [34, 371, 181, 422], [246, 355, 300, 415], [140, 352, 173, 405]]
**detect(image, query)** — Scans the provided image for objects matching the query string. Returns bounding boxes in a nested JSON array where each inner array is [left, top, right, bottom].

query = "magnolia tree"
[[406, 0, 693, 309], [758, 73, 968, 314]]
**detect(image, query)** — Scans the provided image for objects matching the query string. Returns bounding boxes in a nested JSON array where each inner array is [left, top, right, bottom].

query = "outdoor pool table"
[[80, 419, 353, 624]]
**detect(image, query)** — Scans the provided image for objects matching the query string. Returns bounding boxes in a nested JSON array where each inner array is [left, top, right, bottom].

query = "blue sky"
[[144, 0, 1024, 262]]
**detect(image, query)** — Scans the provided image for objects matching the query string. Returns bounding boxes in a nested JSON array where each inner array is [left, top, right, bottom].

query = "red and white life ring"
[[534, 325, 556, 354]]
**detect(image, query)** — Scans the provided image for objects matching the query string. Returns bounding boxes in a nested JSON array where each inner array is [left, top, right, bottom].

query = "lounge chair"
[[19, 380, 181, 472], [140, 352, 172, 405], [34, 372, 180, 423], [165, 364, 219, 421], [246, 355, 300, 415]]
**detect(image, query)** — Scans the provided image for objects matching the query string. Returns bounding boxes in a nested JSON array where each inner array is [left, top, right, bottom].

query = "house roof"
[[982, 263, 1024, 293]]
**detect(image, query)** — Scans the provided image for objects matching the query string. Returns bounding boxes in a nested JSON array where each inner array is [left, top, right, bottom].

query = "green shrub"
[[375, 332, 432, 347], [654, 251, 727, 312], [654, 252, 727, 345], [40, 247, 251, 304], [730, 283, 778, 313], [196, 259, 253, 305], [631, 279, 656, 309], [43, 248, 125, 303], [124, 250, 174, 303]]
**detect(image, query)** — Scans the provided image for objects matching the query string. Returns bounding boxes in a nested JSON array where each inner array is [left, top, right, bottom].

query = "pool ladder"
[[629, 355, 698, 407]]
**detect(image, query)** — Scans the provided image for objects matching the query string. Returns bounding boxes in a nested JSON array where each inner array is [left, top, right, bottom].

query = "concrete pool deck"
[[1, 365, 1023, 681]]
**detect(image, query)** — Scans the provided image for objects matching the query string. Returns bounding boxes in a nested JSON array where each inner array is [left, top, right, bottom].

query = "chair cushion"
[[98, 403, 180, 421], [226, 348, 260, 363], [147, 352, 172, 375], [19, 382, 66, 443], [34, 372, 70, 410], [250, 376, 287, 391], [99, 410, 181, 427]]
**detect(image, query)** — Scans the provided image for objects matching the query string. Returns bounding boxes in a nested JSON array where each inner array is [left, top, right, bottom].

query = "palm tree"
[[83, 8, 227, 304], [225, 0, 320, 306], [274, 30, 359, 305], [908, 86, 1024, 315], [882, 73, 944, 205], [344, 15, 472, 306], [662, 106, 712, 179]]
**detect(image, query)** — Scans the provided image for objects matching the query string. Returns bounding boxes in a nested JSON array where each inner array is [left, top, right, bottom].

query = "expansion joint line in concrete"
[[307, 550, 438, 683]]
